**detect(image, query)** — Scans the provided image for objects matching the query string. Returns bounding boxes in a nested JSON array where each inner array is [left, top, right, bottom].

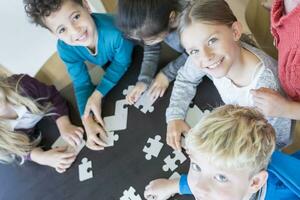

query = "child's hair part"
[[186, 105, 276, 175], [178, 0, 237, 34], [0, 75, 52, 164], [23, 0, 83, 29], [117, 0, 181, 40]]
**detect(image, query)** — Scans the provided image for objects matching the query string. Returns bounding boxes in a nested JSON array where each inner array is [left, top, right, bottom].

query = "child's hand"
[[167, 120, 190, 151], [126, 82, 147, 105], [261, 0, 273, 10], [31, 147, 76, 173], [82, 115, 108, 151], [56, 116, 84, 147], [84, 90, 105, 127], [144, 178, 179, 200], [251, 87, 289, 117], [149, 72, 169, 100]]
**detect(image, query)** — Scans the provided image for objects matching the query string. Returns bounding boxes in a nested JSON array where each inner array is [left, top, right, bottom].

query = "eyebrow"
[[185, 31, 219, 51], [55, 11, 80, 33]]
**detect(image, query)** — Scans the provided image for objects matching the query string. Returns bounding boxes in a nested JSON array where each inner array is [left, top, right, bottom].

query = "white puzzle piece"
[[169, 171, 181, 180], [78, 157, 93, 181], [186, 104, 210, 127], [122, 85, 156, 114], [120, 186, 142, 200], [51, 136, 85, 155], [134, 91, 155, 114], [143, 135, 164, 160], [104, 99, 128, 132], [162, 150, 187, 172], [104, 131, 119, 147]]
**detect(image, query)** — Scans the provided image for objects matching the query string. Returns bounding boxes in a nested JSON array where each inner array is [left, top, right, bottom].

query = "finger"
[[148, 84, 157, 96], [91, 106, 102, 125], [86, 142, 105, 151], [60, 151, 76, 159], [69, 134, 81, 146], [75, 129, 84, 139], [55, 146, 68, 152], [159, 88, 166, 98], [83, 104, 91, 119], [61, 156, 76, 165], [174, 134, 182, 151], [56, 167, 66, 173], [58, 162, 72, 170]]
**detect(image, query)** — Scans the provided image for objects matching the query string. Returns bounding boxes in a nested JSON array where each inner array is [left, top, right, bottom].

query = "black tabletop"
[[0, 46, 222, 200]]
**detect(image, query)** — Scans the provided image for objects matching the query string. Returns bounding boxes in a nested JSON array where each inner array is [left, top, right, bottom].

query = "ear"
[[231, 21, 243, 41], [248, 171, 268, 194], [169, 11, 178, 28]]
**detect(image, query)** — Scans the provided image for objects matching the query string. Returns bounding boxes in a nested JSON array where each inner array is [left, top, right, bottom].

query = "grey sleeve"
[[166, 57, 206, 123], [161, 53, 188, 82], [256, 68, 292, 148], [137, 44, 161, 85]]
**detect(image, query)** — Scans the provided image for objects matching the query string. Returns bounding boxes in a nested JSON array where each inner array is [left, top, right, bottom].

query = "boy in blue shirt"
[[24, 0, 134, 150], [145, 105, 300, 200]]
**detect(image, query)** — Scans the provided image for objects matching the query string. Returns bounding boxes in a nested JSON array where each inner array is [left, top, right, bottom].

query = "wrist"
[[56, 116, 71, 130], [30, 148, 45, 165]]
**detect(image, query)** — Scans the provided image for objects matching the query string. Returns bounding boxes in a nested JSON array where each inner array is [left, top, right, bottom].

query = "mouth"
[[75, 30, 88, 42], [204, 57, 224, 69]]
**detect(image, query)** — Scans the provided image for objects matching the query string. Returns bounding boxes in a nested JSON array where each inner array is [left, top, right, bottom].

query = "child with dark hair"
[[117, 0, 188, 104], [24, 0, 134, 151]]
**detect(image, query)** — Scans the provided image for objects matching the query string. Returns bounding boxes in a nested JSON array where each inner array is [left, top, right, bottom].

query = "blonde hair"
[[0, 75, 51, 164], [186, 105, 276, 174]]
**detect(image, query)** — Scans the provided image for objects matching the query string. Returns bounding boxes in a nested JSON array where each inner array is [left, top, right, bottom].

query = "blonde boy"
[[145, 105, 300, 200]]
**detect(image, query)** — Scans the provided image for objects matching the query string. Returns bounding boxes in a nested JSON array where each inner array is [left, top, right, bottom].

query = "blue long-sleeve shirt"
[[57, 13, 133, 116]]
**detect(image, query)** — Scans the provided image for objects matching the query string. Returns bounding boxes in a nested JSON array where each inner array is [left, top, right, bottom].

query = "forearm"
[[284, 100, 300, 120], [161, 53, 188, 82], [30, 147, 45, 165], [138, 44, 161, 85]]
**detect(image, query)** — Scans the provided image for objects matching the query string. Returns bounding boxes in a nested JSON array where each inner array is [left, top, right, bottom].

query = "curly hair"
[[23, 0, 83, 29]]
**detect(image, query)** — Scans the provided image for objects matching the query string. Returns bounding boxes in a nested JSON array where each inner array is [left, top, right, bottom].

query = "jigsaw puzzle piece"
[[104, 131, 119, 147], [78, 157, 93, 182], [104, 99, 128, 132], [120, 186, 142, 200], [162, 150, 187, 172], [134, 91, 155, 114], [143, 135, 164, 160]]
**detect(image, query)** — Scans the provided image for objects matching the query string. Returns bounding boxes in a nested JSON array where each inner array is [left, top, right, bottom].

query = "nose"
[[193, 47, 215, 68], [69, 24, 80, 35]]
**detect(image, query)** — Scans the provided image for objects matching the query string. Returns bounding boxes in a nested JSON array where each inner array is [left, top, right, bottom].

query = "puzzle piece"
[[104, 131, 119, 147], [180, 136, 186, 149], [134, 91, 155, 113], [122, 85, 155, 114], [143, 135, 163, 160], [78, 157, 93, 181], [120, 186, 142, 200], [162, 150, 187, 172], [122, 85, 135, 96], [51, 136, 85, 155], [104, 99, 128, 132], [186, 104, 210, 127]]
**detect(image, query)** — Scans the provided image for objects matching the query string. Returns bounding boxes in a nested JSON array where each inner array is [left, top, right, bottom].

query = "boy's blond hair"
[[186, 105, 276, 174]]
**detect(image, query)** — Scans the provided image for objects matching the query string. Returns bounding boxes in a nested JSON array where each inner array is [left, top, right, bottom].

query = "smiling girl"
[[165, 0, 291, 150]]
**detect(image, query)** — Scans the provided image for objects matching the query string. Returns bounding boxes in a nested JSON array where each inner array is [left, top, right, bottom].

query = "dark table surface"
[[0, 46, 222, 200]]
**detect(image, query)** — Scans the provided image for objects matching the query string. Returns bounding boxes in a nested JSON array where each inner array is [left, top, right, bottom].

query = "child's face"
[[43, 0, 97, 49], [187, 149, 267, 200], [181, 21, 242, 79]]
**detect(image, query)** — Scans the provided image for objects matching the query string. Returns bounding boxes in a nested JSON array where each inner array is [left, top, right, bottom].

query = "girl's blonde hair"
[[179, 0, 257, 47], [0, 75, 51, 164], [186, 105, 276, 174]]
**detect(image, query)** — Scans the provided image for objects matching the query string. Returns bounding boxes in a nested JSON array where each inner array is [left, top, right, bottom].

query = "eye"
[[191, 162, 201, 172], [214, 174, 228, 183], [208, 37, 218, 46], [73, 13, 80, 21], [189, 49, 200, 55], [58, 27, 66, 34]]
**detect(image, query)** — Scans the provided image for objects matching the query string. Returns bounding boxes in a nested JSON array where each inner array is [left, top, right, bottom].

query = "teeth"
[[207, 59, 222, 69], [76, 32, 87, 41]]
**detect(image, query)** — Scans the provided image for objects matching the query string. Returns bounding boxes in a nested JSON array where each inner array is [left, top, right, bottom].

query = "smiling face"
[[187, 150, 266, 200], [43, 0, 97, 49], [181, 21, 242, 79]]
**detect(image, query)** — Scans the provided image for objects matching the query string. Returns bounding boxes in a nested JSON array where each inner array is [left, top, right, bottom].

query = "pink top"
[[271, 0, 300, 101]]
